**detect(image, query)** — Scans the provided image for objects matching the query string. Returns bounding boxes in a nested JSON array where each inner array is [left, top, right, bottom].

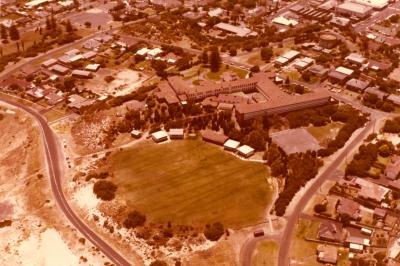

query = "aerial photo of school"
[[1, 0, 400, 265]]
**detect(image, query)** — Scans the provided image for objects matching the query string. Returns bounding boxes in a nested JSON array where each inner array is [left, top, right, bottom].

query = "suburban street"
[[354, 1, 400, 32], [0, 98, 132, 266]]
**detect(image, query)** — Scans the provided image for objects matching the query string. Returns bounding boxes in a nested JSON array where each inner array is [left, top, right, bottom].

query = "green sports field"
[[110, 138, 272, 227]]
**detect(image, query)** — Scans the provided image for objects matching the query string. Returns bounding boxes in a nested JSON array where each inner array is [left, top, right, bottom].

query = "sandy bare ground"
[[85, 69, 148, 97], [0, 103, 109, 266]]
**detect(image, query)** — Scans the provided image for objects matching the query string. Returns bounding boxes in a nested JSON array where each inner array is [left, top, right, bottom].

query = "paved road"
[[277, 118, 376, 266], [0, 98, 131, 266], [354, 1, 400, 33]]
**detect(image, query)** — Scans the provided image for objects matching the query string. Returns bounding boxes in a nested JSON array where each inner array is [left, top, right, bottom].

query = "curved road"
[[0, 98, 131, 266]]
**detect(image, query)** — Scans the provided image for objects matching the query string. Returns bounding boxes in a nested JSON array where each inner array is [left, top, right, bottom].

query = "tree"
[[243, 130, 265, 151], [46, 17, 51, 30], [260, 47, 273, 62], [149, 261, 168, 266], [204, 222, 224, 241], [314, 203, 327, 213], [201, 50, 208, 64], [210, 47, 221, 72], [9, 25, 19, 40], [1, 24, 7, 40], [50, 15, 57, 30], [93, 180, 117, 201], [123, 210, 146, 229], [229, 47, 237, 56], [250, 65, 260, 73], [65, 20, 73, 33], [84, 21, 92, 28]]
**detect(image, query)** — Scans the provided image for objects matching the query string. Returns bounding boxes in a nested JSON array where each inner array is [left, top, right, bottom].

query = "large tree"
[[9, 25, 19, 40], [1, 24, 7, 40], [210, 47, 221, 72]]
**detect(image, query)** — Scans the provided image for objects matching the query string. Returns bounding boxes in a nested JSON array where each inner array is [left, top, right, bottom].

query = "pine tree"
[[9, 25, 19, 40], [65, 20, 73, 33], [1, 24, 7, 40], [210, 48, 221, 73], [50, 15, 56, 30], [46, 17, 51, 30], [201, 50, 208, 64]]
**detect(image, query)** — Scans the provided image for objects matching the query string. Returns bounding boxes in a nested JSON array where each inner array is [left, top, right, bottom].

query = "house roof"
[[318, 222, 343, 242], [200, 130, 228, 145], [224, 139, 240, 149], [152, 130, 168, 140], [317, 245, 338, 264], [385, 156, 400, 180], [346, 78, 369, 90], [169, 128, 184, 135], [237, 145, 255, 155], [355, 178, 389, 202], [336, 198, 360, 219]]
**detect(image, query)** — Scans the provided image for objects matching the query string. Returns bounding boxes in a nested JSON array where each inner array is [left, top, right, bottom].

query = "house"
[[293, 57, 314, 71], [26, 87, 44, 100], [385, 156, 400, 180], [308, 64, 329, 78], [67, 94, 95, 112], [367, 59, 392, 72], [208, 7, 223, 17], [373, 207, 387, 220], [69, 54, 84, 63], [130, 129, 142, 139], [317, 245, 338, 264], [346, 78, 369, 92], [45, 92, 64, 105], [328, 67, 353, 84], [48, 64, 69, 75], [124, 100, 146, 112], [354, 178, 390, 203], [65, 48, 80, 56], [85, 64, 101, 72], [237, 145, 255, 158], [272, 16, 299, 26], [169, 128, 184, 139], [223, 139, 240, 151], [72, 70, 92, 79], [200, 130, 228, 145], [151, 131, 169, 143], [345, 53, 367, 65], [364, 86, 387, 99], [345, 236, 370, 253], [318, 222, 344, 243], [388, 95, 400, 106], [336, 198, 361, 220], [82, 38, 102, 50], [41, 58, 58, 68], [82, 51, 97, 60]]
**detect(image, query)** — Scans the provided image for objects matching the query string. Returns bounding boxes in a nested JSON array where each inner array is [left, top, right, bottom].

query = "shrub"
[[149, 260, 168, 266], [124, 210, 146, 229], [93, 180, 117, 200], [314, 203, 327, 213], [204, 222, 224, 241], [104, 75, 115, 83]]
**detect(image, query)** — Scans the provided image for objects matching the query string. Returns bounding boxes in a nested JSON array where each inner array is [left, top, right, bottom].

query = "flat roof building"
[[214, 22, 253, 37], [223, 139, 240, 151], [48, 64, 69, 75], [345, 53, 367, 65], [169, 128, 184, 139], [72, 70, 92, 79], [237, 145, 255, 158], [200, 130, 228, 145], [41, 58, 58, 68], [336, 2, 373, 19], [151, 131, 169, 143]]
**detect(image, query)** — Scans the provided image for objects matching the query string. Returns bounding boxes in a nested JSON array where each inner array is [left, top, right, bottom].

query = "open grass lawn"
[[251, 240, 279, 266], [110, 139, 272, 227], [290, 219, 322, 266], [307, 122, 344, 147]]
